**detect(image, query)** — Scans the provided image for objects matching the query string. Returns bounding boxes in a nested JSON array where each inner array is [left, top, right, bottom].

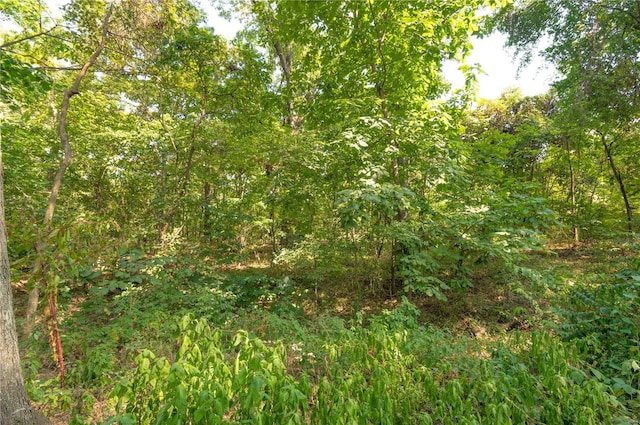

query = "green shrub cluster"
[[556, 263, 640, 410], [108, 308, 628, 424]]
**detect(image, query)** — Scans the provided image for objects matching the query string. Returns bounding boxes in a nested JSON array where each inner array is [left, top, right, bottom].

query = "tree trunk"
[[23, 4, 114, 388], [250, 0, 301, 130], [203, 182, 212, 239], [159, 85, 208, 241], [0, 130, 50, 425], [367, 0, 407, 290], [600, 133, 634, 233], [563, 136, 579, 245], [569, 157, 579, 244]]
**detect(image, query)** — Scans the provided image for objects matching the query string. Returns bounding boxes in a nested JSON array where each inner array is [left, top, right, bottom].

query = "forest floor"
[[13, 240, 639, 424]]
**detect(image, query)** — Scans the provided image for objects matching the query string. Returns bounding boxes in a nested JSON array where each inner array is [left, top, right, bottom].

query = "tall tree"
[[233, 0, 524, 294], [495, 0, 640, 232], [24, 4, 114, 387], [0, 129, 50, 425]]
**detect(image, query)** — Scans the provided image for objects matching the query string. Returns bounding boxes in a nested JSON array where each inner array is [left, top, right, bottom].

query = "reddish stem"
[[47, 292, 65, 388]]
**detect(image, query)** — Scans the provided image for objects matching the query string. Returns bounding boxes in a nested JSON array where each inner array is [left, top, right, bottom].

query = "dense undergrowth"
[[16, 242, 640, 424]]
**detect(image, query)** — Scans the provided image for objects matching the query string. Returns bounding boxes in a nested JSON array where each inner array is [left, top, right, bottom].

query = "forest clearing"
[[1, 0, 640, 424]]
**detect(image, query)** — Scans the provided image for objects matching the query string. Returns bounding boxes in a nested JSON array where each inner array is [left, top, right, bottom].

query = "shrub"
[[555, 266, 640, 408], [109, 310, 627, 424]]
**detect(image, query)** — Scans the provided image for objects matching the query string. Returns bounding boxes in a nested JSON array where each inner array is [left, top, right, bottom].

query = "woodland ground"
[[12, 240, 640, 424]]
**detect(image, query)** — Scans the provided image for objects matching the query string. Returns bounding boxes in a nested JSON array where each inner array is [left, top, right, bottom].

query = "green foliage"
[[555, 258, 640, 407], [88, 248, 175, 297], [109, 314, 306, 425], [495, 0, 640, 235], [0, 53, 51, 109], [370, 296, 422, 331], [108, 310, 626, 424], [6, 0, 640, 423]]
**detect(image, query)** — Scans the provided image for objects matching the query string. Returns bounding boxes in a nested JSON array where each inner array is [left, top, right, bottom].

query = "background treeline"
[[2, 0, 637, 296]]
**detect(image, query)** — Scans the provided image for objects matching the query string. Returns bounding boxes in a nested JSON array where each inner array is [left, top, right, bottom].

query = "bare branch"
[[0, 27, 56, 51]]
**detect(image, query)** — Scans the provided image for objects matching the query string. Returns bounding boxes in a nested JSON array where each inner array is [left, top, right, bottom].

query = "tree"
[[1, 3, 55, 418], [227, 0, 546, 296], [0, 128, 49, 425], [23, 4, 114, 387], [495, 0, 640, 233]]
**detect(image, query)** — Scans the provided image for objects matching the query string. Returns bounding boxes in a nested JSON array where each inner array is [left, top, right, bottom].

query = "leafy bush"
[[109, 315, 306, 425], [556, 265, 640, 407], [87, 248, 178, 297], [108, 310, 627, 424], [331, 174, 557, 299]]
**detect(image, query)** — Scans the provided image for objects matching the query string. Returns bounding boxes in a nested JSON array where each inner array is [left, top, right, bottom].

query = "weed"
[[108, 310, 627, 424]]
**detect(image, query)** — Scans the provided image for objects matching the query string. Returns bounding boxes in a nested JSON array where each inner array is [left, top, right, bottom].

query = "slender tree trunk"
[[250, 0, 301, 130], [272, 41, 300, 129], [569, 158, 579, 244], [367, 0, 407, 291], [563, 136, 579, 245], [203, 182, 211, 239], [250, 1, 300, 259], [93, 166, 108, 211], [600, 133, 634, 233], [0, 128, 50, 425], [159, 88, 208, 240], [23, 4, 114, 388]]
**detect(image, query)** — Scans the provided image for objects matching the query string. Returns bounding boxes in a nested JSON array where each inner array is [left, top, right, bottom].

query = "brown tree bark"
[[158, 91, 207, 240], [569, 155, 579, 244], [23, 4, 114, 388], [250, 0, 301, 130], [203, 182, 212, 238], [600, 133, 634, 233], [562, 136, 579, 245], [0, 130, 50, 425]]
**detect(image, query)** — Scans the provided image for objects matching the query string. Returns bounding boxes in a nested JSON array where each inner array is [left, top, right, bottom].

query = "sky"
[[452, 34, 557, 99]]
